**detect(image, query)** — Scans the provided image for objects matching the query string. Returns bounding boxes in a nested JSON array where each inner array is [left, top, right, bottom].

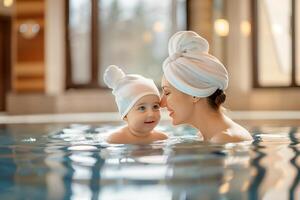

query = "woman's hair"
[[207, 89, 226, 110]]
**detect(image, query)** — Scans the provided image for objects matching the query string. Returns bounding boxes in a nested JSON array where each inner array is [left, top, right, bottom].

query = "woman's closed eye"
[[163, 91, 170, 96]]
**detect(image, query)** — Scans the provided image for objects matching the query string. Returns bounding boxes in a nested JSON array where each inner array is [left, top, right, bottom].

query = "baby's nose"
[[147, 109, 155, 116]]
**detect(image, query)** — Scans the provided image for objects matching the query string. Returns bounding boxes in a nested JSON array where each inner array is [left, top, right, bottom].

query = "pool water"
[[0, 123, 299, 200]]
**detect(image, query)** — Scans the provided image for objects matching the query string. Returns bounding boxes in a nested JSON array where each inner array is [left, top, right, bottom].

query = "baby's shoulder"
[[152, 130, 168, 140], [106, 128, 128, 144]]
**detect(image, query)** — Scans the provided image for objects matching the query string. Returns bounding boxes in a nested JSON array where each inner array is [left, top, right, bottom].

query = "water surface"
[[0, 123, 299, 200]]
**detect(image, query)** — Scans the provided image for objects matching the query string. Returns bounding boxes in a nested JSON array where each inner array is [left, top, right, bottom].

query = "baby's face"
[[125, 95, 161, 135]]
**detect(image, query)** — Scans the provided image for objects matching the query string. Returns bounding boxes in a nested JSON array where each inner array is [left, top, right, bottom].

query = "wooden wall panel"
[[17, 29, 44, 62], [13, 0, 45, 93]]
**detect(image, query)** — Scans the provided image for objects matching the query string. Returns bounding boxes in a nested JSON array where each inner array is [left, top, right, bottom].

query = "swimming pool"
[[0, 122, 299, 200]]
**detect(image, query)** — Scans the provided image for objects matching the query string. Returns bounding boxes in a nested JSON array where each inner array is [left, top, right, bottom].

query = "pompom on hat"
[[104, 65, 160, 119], [162, 31, 229, 97]]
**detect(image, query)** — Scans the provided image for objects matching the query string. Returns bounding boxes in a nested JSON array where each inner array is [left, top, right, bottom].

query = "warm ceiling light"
[[240, 20, 251, 37], [153, 21, 165, 33], [142, 31, 153, 44], [3, 0, 14, 7], [214, 19, 229, 37]]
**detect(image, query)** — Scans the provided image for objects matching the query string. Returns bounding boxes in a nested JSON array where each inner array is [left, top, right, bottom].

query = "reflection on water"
[[0, 123, 299, 199], [288, 127, 300, 200]]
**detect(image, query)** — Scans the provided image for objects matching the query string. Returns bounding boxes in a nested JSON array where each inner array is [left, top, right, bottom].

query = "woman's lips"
[[168, 110, 174, 117]]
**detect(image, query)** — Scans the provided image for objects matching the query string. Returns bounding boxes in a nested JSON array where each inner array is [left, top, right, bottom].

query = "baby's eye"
[[137, 106, 146, 111], [153, 104, 160, 110]]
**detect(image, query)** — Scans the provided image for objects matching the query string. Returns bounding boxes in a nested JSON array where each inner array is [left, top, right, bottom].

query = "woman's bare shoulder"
[[210, 133, 243, 144], [210, 127, 252, 144]]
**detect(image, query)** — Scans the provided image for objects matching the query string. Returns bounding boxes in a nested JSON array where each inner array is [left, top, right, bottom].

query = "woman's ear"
[[192, 96, 201, 103]]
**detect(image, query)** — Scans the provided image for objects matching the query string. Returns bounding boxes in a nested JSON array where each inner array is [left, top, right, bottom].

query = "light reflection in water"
[[0, 124, 299, 199]]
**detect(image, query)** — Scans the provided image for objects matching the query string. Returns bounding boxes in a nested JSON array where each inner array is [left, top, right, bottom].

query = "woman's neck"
[[190, 106, 229, 141]]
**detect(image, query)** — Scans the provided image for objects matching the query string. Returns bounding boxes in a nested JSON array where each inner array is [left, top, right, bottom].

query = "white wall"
[[45, 0, 65, 95]]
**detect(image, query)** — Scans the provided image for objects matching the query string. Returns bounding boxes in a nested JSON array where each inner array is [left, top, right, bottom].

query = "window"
[[66, 0, 187, 89], [252, 0, 300, 88]]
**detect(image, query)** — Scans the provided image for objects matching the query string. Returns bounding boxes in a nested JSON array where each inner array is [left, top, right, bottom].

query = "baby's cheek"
[[157, 112, 161, 120]]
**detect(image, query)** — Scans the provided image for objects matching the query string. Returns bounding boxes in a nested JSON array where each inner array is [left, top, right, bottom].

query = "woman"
[[160, 31, 252, 143]]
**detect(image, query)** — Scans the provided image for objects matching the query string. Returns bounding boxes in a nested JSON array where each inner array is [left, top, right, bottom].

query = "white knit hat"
[[103, 65, 160, 119], [163, 31, 228, 97]]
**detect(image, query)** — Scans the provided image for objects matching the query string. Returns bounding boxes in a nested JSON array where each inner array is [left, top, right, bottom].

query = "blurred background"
[[0, 0, 300, 116]]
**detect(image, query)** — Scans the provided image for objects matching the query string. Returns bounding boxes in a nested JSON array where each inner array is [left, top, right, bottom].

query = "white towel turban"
[[162, 31, 228, 97], [103, 65, 160, 119]]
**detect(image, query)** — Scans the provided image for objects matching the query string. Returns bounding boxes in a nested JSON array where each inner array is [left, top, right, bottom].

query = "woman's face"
[[160, 76, 194, 125]]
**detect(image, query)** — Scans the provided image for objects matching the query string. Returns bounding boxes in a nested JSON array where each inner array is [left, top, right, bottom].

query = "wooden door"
[[13, 0, 45, 92], [0, 17, 5, 111], [0, 16, 12, 111]]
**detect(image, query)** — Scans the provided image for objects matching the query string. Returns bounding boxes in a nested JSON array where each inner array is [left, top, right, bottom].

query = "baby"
[[103, 65, 168, 144]]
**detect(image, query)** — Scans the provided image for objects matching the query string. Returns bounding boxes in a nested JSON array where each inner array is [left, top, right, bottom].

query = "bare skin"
[[107, 126, 168, 144], [107, 95, 168, 144], [161, 76, 252, 144]]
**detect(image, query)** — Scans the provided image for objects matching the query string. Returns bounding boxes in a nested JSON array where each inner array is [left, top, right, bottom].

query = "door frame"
[[0, 15, 12, 111]]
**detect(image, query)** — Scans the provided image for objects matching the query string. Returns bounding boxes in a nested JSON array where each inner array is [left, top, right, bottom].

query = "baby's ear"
[[123, 115, 128, 121]]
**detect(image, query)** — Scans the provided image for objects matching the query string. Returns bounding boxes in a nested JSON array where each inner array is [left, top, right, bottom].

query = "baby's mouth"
[[144, 121, 155, 124]]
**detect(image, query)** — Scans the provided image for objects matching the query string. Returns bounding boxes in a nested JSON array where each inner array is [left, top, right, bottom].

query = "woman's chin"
[[171, 116, 186, 125]]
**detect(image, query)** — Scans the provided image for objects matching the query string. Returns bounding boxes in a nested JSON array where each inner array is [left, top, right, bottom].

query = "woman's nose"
[[160, 95, 167, 108]]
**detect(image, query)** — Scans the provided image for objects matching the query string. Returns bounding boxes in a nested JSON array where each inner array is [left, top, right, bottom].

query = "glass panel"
[[257, 0, 292, 86], [98, 0, 186, 87], [69, 0, 91, 85], [297, 1, 300, 85]]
